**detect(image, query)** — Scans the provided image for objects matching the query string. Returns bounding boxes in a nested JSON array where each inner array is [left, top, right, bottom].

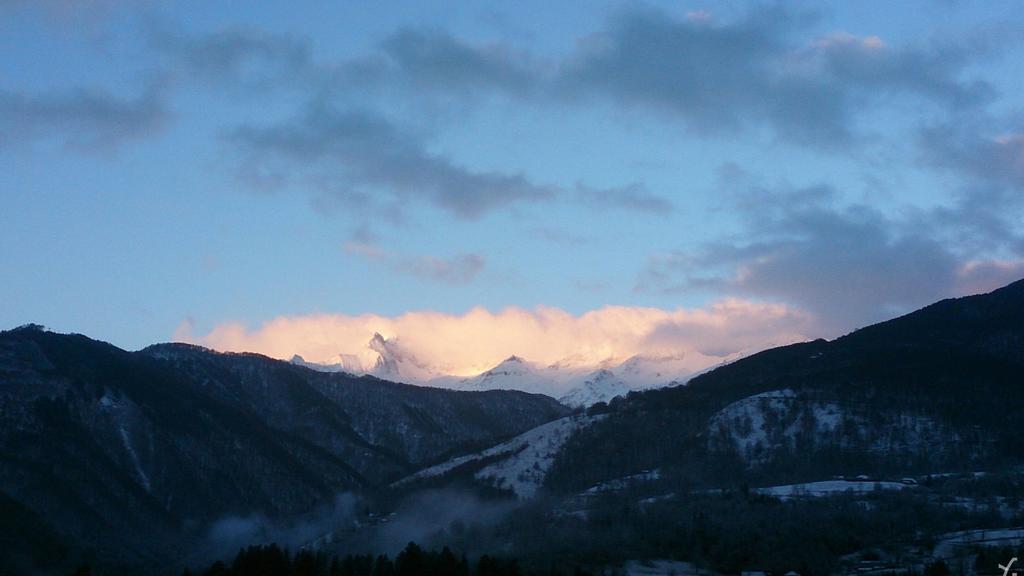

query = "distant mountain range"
[[294, 345, 711, 407]]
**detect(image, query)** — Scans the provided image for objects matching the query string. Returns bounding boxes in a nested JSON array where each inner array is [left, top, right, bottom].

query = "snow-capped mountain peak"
[[290, 343, 697, 406], [456, 355, 558, 395], [557, 368, 631, 408], [482, 355, 531, 376], [366, 332, 440, 383], [290, 354, 363, 374]]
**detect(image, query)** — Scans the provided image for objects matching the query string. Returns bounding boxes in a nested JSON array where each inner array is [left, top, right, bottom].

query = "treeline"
[[433, 486, 1018, 576], [184, 542, 586, 576]]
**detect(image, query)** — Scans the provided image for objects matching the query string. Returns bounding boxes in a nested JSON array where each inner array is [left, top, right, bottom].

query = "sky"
[[2, 0, 1023, 377]]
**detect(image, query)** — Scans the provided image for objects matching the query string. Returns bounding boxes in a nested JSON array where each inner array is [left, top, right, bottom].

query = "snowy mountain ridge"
[[394, 413, 605, 498], [290, 339, 710, 406]]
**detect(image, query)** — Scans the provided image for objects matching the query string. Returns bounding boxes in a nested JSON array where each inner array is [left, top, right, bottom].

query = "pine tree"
[[396, 542, 425, 576]]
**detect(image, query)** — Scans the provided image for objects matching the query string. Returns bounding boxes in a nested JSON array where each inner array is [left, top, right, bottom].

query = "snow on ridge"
[[754, 480, 910, 499], [394, 414, 605, 498], [119, 425, 151, 493], [708, 388, 844, 458], [582, 469, 662, 495], [558, 369, 632, 408], [934, 528, 1024, 559], [292, 345, 697, 405], [708, 388, 954, 462]]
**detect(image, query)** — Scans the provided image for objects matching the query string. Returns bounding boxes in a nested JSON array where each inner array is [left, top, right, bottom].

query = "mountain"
[[613, 353, 695, 388], [449, 354, 695, 407], [393, 413, 604, 499], [289, 333, 445, 383], [556, 369, 630, 408], [289, 354, 356, 374], [292, 341, 695, 406], [0, 327, 568, 571], [454, 356, 563, 395]]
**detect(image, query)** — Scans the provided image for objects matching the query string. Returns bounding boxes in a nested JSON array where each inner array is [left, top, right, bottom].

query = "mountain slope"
[[556, 369, 631, 408], [142, 343, 569, 478], [451, 355, 694, 407], [296, 346, 698, 406], [0, 327, 568, 570], [393, 413, 604, 499], [545, 279, 1024, 494]]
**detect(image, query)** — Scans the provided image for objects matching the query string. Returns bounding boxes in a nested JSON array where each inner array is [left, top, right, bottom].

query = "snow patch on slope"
[[558, 369, 631, 408], [755, 480, 909, 499], [582, 469, 661, 495], [707, 389, 843, 459], [708, 388, 956, 464], [395, 414, 604, 498], [119, 425, 151, 493]]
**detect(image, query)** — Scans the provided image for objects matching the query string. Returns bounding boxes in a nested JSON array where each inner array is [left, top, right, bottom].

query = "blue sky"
[[2, 1, 1023, 372]]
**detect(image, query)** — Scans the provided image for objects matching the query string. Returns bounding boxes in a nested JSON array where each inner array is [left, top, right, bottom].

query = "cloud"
[[530, 227, 590, 246], [160, 23, 539, 106], [226, 101, 677, 220], [575, 181, 674, 214], [0, 84, 168, 151], [912, 116, 1024, 257], [378, 28, 537, 96], [557, 5, 993, 146], [408, 254, 486, 284], [199, 493, 357, 562], [638, 170, 1024, 333], [177, 299, 813, 378], [165, 3, 1001, 176], [172, 28, 314, 90], [228, 104, 556, 219], [956, 260, 1024, 295], [311, 5, 993, 148], [344, 237, 486, 285], [0, 0, 130, 27], [160, 7, 1004, 225], [919, 119, 1024, 192]]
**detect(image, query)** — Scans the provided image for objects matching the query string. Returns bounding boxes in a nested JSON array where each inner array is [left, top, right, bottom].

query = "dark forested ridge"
[[184, 542, 530, 576], [0, 328, 567, 573], [545, 278, 1024, 493]]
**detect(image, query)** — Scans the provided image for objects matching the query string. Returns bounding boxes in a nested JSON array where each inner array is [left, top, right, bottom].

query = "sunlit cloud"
[[176, 299, 814, 379]]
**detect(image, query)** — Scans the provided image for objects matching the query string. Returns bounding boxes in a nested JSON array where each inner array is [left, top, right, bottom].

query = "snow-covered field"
[[394, 414, 604, 498], [621, 560, 712, 576], [582, 469, 661, 495], [933, 528, 1024, 559], [755, 480, 910, 499]]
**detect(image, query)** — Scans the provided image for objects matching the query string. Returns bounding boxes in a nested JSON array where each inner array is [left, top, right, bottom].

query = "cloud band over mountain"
[[177, 300, 813, 380]]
